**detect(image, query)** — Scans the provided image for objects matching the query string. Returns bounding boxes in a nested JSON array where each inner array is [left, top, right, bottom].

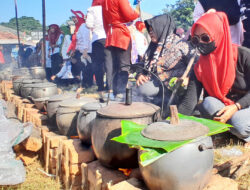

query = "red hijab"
[[192, 11, 238, 105], [135, 21, 146, 32], [48, 24, 61, 46], [0, 50, 5, 64], [67, 10, 85, 53], [92, 0, 104, 6]]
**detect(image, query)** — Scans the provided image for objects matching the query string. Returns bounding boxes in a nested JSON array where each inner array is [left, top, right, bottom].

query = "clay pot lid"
[[48, 93, 75, 102], [22, 79, 42, 84], [59, 97, 97, 108], [31, 82, 56, 88], [29, 66, 44, 70], [81, 102, 105, 111], [141, 120, 209, 141], [97, 102, 160, 119]]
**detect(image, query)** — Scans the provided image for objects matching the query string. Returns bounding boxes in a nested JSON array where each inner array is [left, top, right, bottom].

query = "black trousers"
[[91, 39, 106, 91], [107, 41, 132, 95], [81, 53, 93, 88], [45, 68, 52, 82], [51, 53, 63, 75]]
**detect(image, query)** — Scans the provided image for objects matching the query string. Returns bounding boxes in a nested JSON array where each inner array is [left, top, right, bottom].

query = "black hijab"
[[143, 14, 176, 66], [199, 0, 241, 25]]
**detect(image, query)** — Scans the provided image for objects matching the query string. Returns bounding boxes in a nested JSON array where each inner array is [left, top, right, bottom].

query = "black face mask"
[[197, 41, 217, 56]]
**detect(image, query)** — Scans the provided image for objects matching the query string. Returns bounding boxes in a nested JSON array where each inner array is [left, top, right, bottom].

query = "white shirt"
[[134, 30, 148, 56], [86, 6, 106, 43], [56, 61, 73, 79], [45, 40, 51, 68], [48, 34, 64, 55], [76, 24, 92, 53], [61, 35, 71, 59], [193, 1, 244, 45]]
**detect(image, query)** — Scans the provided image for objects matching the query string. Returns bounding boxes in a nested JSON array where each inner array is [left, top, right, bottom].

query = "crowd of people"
[[2, 0, 249, 143]]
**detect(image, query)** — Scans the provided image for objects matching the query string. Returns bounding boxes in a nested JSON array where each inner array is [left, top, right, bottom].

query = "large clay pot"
[[32, 97, 49, 111], [139, 136, 213, 190], [77, 102, 106, 145], [30, 82, 58, 99], [91, 102, 161, 169], [20, 79, 43, 98], [46, 93, 76, 125], [13, 77, 32, 95], [56, 97, 97, 137], [29, 66, 46, 80]]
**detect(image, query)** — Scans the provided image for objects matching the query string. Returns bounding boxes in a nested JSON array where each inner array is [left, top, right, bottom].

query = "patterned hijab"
[[143, 14, 176, 70], [48, 24, 62, 53]]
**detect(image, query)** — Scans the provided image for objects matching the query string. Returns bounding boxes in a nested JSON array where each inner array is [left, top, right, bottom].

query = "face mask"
[[197, 41, 216, 56]]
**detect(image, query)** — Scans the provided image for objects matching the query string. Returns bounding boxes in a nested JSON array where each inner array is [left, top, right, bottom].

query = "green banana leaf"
[[112, 113, 232, 166]]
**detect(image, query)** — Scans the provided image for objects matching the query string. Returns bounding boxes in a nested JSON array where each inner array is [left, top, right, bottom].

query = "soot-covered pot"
[[20, 79, 43, 98], [91, 102, 160, 169], [139, 120, 214, 190], [46, 93, 75, 125], [77, 102, 107, 145], [56, 97, 97, 137], [13, 77, 31, 95], [29, 66, 46, 80], [30, 82, 58, 99]]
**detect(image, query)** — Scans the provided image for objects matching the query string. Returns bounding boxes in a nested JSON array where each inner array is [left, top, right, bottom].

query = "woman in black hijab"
[[136, 14, 196, 117]]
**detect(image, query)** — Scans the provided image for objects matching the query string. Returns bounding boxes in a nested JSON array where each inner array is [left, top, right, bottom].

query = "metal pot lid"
[[97, 102, 160, 119], [30, 82, 56, 88], [48, 93, 75, 102], [59, 97, 97, 108], [141, 120, 209, 141]]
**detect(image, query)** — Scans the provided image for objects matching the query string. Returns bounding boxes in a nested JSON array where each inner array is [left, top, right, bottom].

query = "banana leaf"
[[112, 114, 232, 166]]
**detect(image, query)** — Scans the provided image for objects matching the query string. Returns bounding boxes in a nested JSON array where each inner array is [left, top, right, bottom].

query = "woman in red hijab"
[[0, 46, 5, 64], [178, 11, 250, 143], [48, 24, 64, 76]]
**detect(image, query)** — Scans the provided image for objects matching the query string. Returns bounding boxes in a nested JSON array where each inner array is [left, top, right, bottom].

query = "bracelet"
[[235, 103, 241, 110]]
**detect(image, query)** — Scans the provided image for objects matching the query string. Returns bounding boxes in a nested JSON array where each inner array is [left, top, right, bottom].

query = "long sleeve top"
[[193, 0, 244, 45], [76, 24, 92, 53], [61, 35, 71, 59], [102, 0, 139, 50], [86, 6, 106, 43], [56, 61, 74, 79], [48, 34, 64, 55], [178, 46, 250, 115]]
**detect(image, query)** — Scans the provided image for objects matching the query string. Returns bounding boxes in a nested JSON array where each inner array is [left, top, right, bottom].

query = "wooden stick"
[[56, 140, 62, 182], [45, 138, 50, 173], [170, 105, 180, 125], [81, 163, 88, 190], [94, 170, 102, 190]]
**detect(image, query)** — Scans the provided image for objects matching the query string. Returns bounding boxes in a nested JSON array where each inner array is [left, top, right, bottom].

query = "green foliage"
[[163, 0, 195, 31], [1, 16, 42, 34], [112, 114, 232, 166]]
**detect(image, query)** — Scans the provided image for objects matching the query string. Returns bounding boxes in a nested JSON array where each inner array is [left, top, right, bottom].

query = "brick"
[[49, 158, 57, 169], [22, 136, 42, 152], [17, 150, 38, 166], [71, 185, 82, 190], [88, 160, 128, 190], [49, 148, 58, 159], [109, 180, 142, 190], [70, 174, 82, 186], [50, 136, 67, 148], [70, 163, 81, 175], [67, 139, 95, 164], [203, 174, 238, 190]]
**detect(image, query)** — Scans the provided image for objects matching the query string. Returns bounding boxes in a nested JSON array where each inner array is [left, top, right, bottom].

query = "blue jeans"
[[199, 96, 250, 142]]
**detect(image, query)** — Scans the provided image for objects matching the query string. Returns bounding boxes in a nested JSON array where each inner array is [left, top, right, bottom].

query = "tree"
[[163, 0, 195, 31], [1, 16, 42, 34]]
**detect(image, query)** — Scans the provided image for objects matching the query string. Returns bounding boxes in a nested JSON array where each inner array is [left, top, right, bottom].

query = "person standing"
[[68, 10, 93, 89], [48, 24, 64, 76], [86, 0, 111, 99], [193, 0, 244, 45], [0, 45, 5, 65], [241, 0, 250, 48], [102, 0, 139, 99]]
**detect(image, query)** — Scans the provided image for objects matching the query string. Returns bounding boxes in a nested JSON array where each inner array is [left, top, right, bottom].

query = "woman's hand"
[[51, 75, 56, 81], [213, 104, 238, 123], [136, 74, 150, 86]]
